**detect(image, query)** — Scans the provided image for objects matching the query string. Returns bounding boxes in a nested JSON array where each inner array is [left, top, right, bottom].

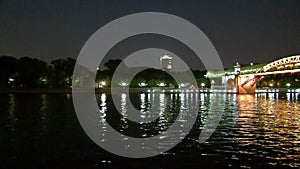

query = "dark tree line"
[[95, 59, 210, 88], [0, 56, 210, 89], [0, 56, 75, 88]]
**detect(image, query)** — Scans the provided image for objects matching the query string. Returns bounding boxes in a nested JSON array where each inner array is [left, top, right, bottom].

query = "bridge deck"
[[240, 68, 300, 77]]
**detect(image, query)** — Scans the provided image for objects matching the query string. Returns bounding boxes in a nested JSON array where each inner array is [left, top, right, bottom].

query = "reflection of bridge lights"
[[286, 83, 291, 87], [100, 93, 106, 104]]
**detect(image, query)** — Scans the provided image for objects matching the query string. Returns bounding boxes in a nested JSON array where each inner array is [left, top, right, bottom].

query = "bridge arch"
[[257, 55, 300, 73], [205, 54, 300, 93]]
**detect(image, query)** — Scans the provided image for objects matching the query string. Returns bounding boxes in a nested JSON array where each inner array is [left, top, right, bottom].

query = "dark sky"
[[0, 0, 299, 69]]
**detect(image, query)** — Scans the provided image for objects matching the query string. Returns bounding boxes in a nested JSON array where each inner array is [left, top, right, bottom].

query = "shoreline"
[[0, 87, 210, 94], [0, 88, 156, 94], [0, 88, 73, 94], [0, 88, 298, 94]]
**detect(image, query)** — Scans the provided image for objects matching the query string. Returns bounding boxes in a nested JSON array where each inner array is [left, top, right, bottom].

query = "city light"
[[98, 81, 106, 88], [179, 83, 190, 88], [100, 81, 106, 86], [119, 82, 129, 87], [286, 83, 291, 87], [8, 77, 15, 84], [269, 83, 273, 87], [138, 82, 148, 87], [201, 83, 206, 87], [39, 77, 47, 83], [158, 82, 167, 87]]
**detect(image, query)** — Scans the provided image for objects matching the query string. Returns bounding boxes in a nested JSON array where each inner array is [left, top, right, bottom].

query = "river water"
[[0, 92, 299, 169]]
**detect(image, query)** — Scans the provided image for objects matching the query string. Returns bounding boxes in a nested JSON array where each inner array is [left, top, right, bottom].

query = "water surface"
[[0, 92, 299, 168]]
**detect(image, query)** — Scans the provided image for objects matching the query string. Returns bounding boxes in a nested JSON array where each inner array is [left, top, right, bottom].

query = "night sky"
[[0, 0, 299, 69]]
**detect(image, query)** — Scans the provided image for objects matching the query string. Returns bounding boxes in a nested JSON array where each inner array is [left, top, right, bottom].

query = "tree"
[[0, 56, 17, 87], [15, 57, 48, 87]]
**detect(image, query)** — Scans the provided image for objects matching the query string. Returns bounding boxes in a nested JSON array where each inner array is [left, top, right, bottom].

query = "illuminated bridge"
[[205, 55, 300, 94]]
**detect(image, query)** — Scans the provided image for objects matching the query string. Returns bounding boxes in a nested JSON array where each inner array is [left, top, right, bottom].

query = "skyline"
[[0, 0, 300, 69]]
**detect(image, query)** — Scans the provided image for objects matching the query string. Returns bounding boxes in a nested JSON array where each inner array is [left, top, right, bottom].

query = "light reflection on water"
[[7, 94, 17, 134], [0, 92, 300, 168], [97, 92, 300, 168], [237, 94, 300, 168], [40, 94, 48, 133], [7, 94, 17, 161]]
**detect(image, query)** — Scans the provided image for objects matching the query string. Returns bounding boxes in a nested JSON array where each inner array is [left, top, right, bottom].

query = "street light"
[[98, 81, 106, 88], [201, 83, 205, 88], [158, 82, 167, 87], [119, 82, 129, 87], [8, 78, 14, 82], [138, 82, 148, 87], [100, 81, 106, 86], [286, 83, 291, 87]]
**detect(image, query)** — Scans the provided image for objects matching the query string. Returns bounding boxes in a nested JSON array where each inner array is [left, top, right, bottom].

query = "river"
[[0, 92, 299, 168]]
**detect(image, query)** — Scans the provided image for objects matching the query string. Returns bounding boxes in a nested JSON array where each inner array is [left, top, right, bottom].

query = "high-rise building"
[[160, 54, 172, 71]]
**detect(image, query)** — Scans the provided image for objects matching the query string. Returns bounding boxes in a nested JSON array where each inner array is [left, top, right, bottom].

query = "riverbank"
[[0, 88, 160, 94], [0, 88, 72, 94], [0, 87, 201, 94], [1, 87, 298, 94]]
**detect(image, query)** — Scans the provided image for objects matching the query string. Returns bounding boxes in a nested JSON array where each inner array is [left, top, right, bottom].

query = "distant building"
[[234, 62, 241, 74], [160, 54, 172, 71]]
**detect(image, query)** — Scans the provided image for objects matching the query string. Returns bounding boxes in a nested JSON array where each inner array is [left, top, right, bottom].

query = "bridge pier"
[[235, 75, 256, 94]]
